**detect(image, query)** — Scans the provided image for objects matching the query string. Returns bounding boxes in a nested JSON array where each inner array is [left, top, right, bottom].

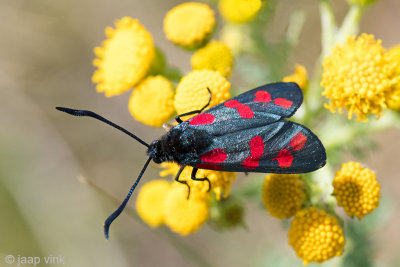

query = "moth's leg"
[[190, 168, 211, 192], [174, 166, 191, 199], [175, 88, 212, 123]]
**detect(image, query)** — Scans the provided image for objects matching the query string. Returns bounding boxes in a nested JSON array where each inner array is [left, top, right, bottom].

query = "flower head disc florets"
[[219, 0, 263, 23], [333, 161, 380, 219], [174, 70, 231, 119], [288, 207, 345, 265], [321, 34, 400, 121], [191, 41, 234, 77], [92, 17, 155, 97], [128, 75, 175, 127], [262, 174, 305, 219], [164, 2, 215, 49], [136, 180, 171, 227], [163, 183, 210, 235]]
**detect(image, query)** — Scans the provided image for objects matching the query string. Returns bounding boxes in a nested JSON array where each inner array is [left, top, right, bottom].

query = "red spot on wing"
[[200, 148, 227, 163], [242, 156, 259, 169], [189, 113, 215, 125], [224, 100, 254, 118], [249, 136, 264, 157], [242, 136, 264, 170], [196, 163, 223, 170], [289, 133, 307, 151], [274, 98, 293, 109], [254, 91, 271, 102], [272, 149, 294, 168]]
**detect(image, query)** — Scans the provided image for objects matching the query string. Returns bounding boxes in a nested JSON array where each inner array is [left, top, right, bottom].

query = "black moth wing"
[[180, 82, 325, 173], [191, 120, 326, 173], [185, 82, 303, 136]]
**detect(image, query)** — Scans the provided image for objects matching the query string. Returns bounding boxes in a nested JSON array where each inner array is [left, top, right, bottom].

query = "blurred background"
[[0, 0, 399, 266]]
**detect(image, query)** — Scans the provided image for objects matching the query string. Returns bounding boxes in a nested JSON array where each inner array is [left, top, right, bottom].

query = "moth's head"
[[147, 140, 166, 164]]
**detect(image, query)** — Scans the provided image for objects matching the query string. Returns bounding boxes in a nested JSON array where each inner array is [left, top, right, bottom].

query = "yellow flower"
[[321, 34, 400, 121], [261, 174, 305, 219], [92, 17, 155, 97], [174, 70, 231, 119], [333, 161, 380, 219], [164, 183, 209, 235], [387, 45, 400, 110], [164, 2, 215, 49], [128, 75, 175, 127], [191, 41, 234, 77], [283, 64, 309, 90], [219, 0, 263, 23], [288, 207, 345, 265], [160, 163, 236, 199], [136, 180, 171, 227]]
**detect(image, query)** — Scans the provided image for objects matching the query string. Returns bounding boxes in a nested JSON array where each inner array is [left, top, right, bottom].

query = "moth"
[[57, 82, 326, 238]]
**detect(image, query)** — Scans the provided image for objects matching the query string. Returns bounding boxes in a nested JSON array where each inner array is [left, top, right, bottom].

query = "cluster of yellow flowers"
[[92, 3, 237, 128], [91, 1, 250, 235], [136, 163, 236, 235], [136, 180, 210, 234], [261, 161, 380, 264], [88, 0, 393, 265]]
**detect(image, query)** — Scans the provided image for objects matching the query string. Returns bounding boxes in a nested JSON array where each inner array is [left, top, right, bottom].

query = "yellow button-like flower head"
[[288, 207, 345, 265], [262, 174, 305, 219], [92, 17, 155, 97], [128, 75, 175, 127], [219, 0, 263, 23], [321, 34, 400, 121], [191, 41, 234, 77], [164, 183, 209, 235], [164, 2, 215, 49], [160, 163, 236, 199], [387, 45, 400, 110], [136, 180, 171, 227], [283, 64, 309, 91], [174, 70, 231, 119], [333, 161, 380, 219]]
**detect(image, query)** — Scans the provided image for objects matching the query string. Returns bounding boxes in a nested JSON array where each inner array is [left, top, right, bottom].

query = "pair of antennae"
[[56, 107, 151, 239]]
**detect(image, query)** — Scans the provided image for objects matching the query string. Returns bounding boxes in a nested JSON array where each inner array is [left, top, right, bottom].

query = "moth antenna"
[[56, 107, 149, 148], [104, 157, 152, 239]]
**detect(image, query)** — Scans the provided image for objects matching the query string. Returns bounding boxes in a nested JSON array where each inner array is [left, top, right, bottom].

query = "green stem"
[[319, 0, 337, 58], [336, 4, 363, 44], [303, 0, 337, 124], [78, 176, 215, 267]]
